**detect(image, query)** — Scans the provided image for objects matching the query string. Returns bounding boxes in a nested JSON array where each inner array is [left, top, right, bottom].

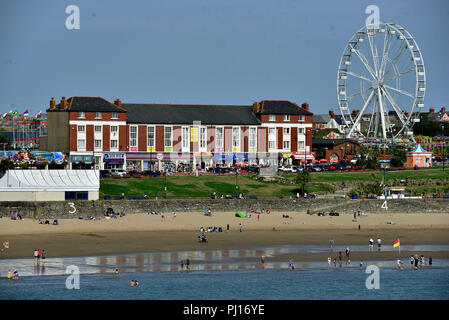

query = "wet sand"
[[1, 212, 448, 261]]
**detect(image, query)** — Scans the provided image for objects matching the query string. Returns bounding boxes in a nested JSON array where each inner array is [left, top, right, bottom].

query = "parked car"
[[110, 170, 127, 177]]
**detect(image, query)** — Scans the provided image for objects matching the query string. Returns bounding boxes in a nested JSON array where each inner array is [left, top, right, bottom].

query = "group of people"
[[369, 238, 382, 252], [405, 254, 432, 270], [327, 247, 353, 268], [180, 258, 190, 270], [103, 209, 126, 219], [33, 249, 46, 264], [38, 218, 58, 225], [7, 270, 19, 280]]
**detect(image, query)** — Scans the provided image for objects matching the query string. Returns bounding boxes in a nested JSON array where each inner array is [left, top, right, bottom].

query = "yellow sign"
[[283, 153, 292, 158], [147, 147, 155, 152], [191, 127, 198, 142]]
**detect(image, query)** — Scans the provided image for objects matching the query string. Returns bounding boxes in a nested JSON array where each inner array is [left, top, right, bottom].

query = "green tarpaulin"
[[235, 211, 246, 218]]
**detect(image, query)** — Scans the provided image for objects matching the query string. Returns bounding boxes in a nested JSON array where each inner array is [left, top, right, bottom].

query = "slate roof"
[[47, 97, 126, 112], [313, 114, 331, 123], [257, 100, 313, 115], [122, 103, 261, 125]]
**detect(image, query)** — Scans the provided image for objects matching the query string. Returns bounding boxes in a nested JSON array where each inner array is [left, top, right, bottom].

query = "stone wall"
[[1, 198, 448, 219]]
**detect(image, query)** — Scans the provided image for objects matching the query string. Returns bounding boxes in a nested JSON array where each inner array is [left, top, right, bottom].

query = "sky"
[[0, 0, 448, 116]]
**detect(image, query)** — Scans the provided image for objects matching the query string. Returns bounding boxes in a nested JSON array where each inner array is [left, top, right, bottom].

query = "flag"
[[22, 109, 29, 120], [393, 239, 400, 248], [36, 110, 42, 119]]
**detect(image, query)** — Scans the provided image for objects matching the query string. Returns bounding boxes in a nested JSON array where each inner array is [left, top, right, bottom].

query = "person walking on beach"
[[338, 251, 342, 267], [180, 260, 184, 270], [359, 260, 363, 270], [289, 259, 294, 271], [410, 256, 414, 269], [227, 224, 230, 233], [333, 258, 337, 268], [377, 238, 382, 252], [115, 268, 119, 275], [239, 223, 242, 232], [328, 257, 331, 269], [330, 239, 334, 252], [429, 257, 432, 266], [41, 250, 46, 264], [369, 238, 374, 252], [33, 249, 38, 263], [345, 247, 350, 259], [186, 258, 190, 270], [261, 255, 265, 265], [347, 258, 351, 268]]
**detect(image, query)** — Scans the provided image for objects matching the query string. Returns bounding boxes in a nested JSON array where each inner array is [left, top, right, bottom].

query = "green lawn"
[[100, 175, 302, 199], [100, 168, 449, 199], [282, 168, 449, 182]]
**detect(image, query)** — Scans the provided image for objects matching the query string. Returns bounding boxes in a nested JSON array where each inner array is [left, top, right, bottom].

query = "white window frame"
[[199, 126, 207, 151], [283, 115, 290, 122], [182, 126, 190, 152], [164, 126, 172, 151], [94, 139, 102, 150], [283, 140, 290, 149], [249, 127, 257, 152], [299, 115, 305, 122], [215, 127, 224, 151], [110, 140, 118, 149], [77, 139, 85, 150], [147, 126, 155, 150], [77, 125, 85, 132], [268, 127, 277, 151], [298, 140, 305, 150], [95, 112, 102, 119], [269, 114, 276, 121], [94, 125, 102, 133], [232, 127, 240, 151], [78, 111, 85, 119], [130, 125, 138, 148], [298, 127, 305, 135], [111, 112, 118, 119]]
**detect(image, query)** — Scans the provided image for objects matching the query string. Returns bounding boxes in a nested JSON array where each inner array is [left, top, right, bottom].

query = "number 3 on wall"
[[68, 202, 77, 214]]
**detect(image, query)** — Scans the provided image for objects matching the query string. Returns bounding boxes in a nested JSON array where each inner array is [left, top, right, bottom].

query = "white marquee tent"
[[0, 170, 99, 201]]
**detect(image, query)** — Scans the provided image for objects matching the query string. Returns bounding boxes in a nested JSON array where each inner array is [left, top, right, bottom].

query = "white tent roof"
[[0, 170, 99, 191]]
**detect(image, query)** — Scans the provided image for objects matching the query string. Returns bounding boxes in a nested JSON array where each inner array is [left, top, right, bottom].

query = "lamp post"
[[235, 167, 239, 199], [164, 167, 167, 199]]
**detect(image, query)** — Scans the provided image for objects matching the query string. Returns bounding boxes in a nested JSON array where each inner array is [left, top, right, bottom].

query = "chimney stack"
[[252, 102, 260, 114], [301, 102, 309, 111], [59, 97, 67, 110], [49, 97, 56, 109], [329, 109, 335, 118], [114, 98, 122, 107], [429, 107, 435, 113]]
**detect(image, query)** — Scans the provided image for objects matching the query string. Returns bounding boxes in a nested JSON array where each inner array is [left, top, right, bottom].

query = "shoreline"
[[1, 212, 448, 260]]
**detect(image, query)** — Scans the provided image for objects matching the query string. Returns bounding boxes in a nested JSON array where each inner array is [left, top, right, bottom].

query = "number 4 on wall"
[[381, 200, 388, 210]]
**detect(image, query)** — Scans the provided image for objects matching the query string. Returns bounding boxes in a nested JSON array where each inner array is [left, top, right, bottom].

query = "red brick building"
[[43, 96, 314, 170]]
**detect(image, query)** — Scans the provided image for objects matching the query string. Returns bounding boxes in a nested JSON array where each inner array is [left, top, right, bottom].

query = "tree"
[[0, 158, 15, 174], [0, 134, 11, 150], [390, 147, 407, 167], [294, 170, 311, 194]]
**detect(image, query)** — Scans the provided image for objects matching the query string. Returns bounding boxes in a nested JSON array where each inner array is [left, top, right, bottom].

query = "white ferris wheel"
[[337, 22, 426, 140]]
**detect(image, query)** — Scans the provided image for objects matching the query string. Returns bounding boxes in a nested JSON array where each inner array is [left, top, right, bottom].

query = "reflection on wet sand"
[[1, 244, 449, 277]]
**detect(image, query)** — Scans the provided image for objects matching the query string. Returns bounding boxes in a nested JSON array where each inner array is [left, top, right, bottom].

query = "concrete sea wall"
[[1, 198, 448, 219]]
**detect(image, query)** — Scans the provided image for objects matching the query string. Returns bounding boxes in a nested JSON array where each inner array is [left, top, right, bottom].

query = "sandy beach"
[[1, 211, 449, 261]]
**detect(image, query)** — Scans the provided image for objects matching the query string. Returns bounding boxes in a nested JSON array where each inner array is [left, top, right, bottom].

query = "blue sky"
[[0, 0, 448, 115]]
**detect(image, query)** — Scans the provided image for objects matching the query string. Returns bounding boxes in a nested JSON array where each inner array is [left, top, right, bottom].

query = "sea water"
[[1, 267, 448, 300], [1, 245, 448, 300]]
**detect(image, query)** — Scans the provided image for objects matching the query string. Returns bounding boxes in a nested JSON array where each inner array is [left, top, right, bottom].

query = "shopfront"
[[70, 152, 95, 169], [103, 152, 126, 170]]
